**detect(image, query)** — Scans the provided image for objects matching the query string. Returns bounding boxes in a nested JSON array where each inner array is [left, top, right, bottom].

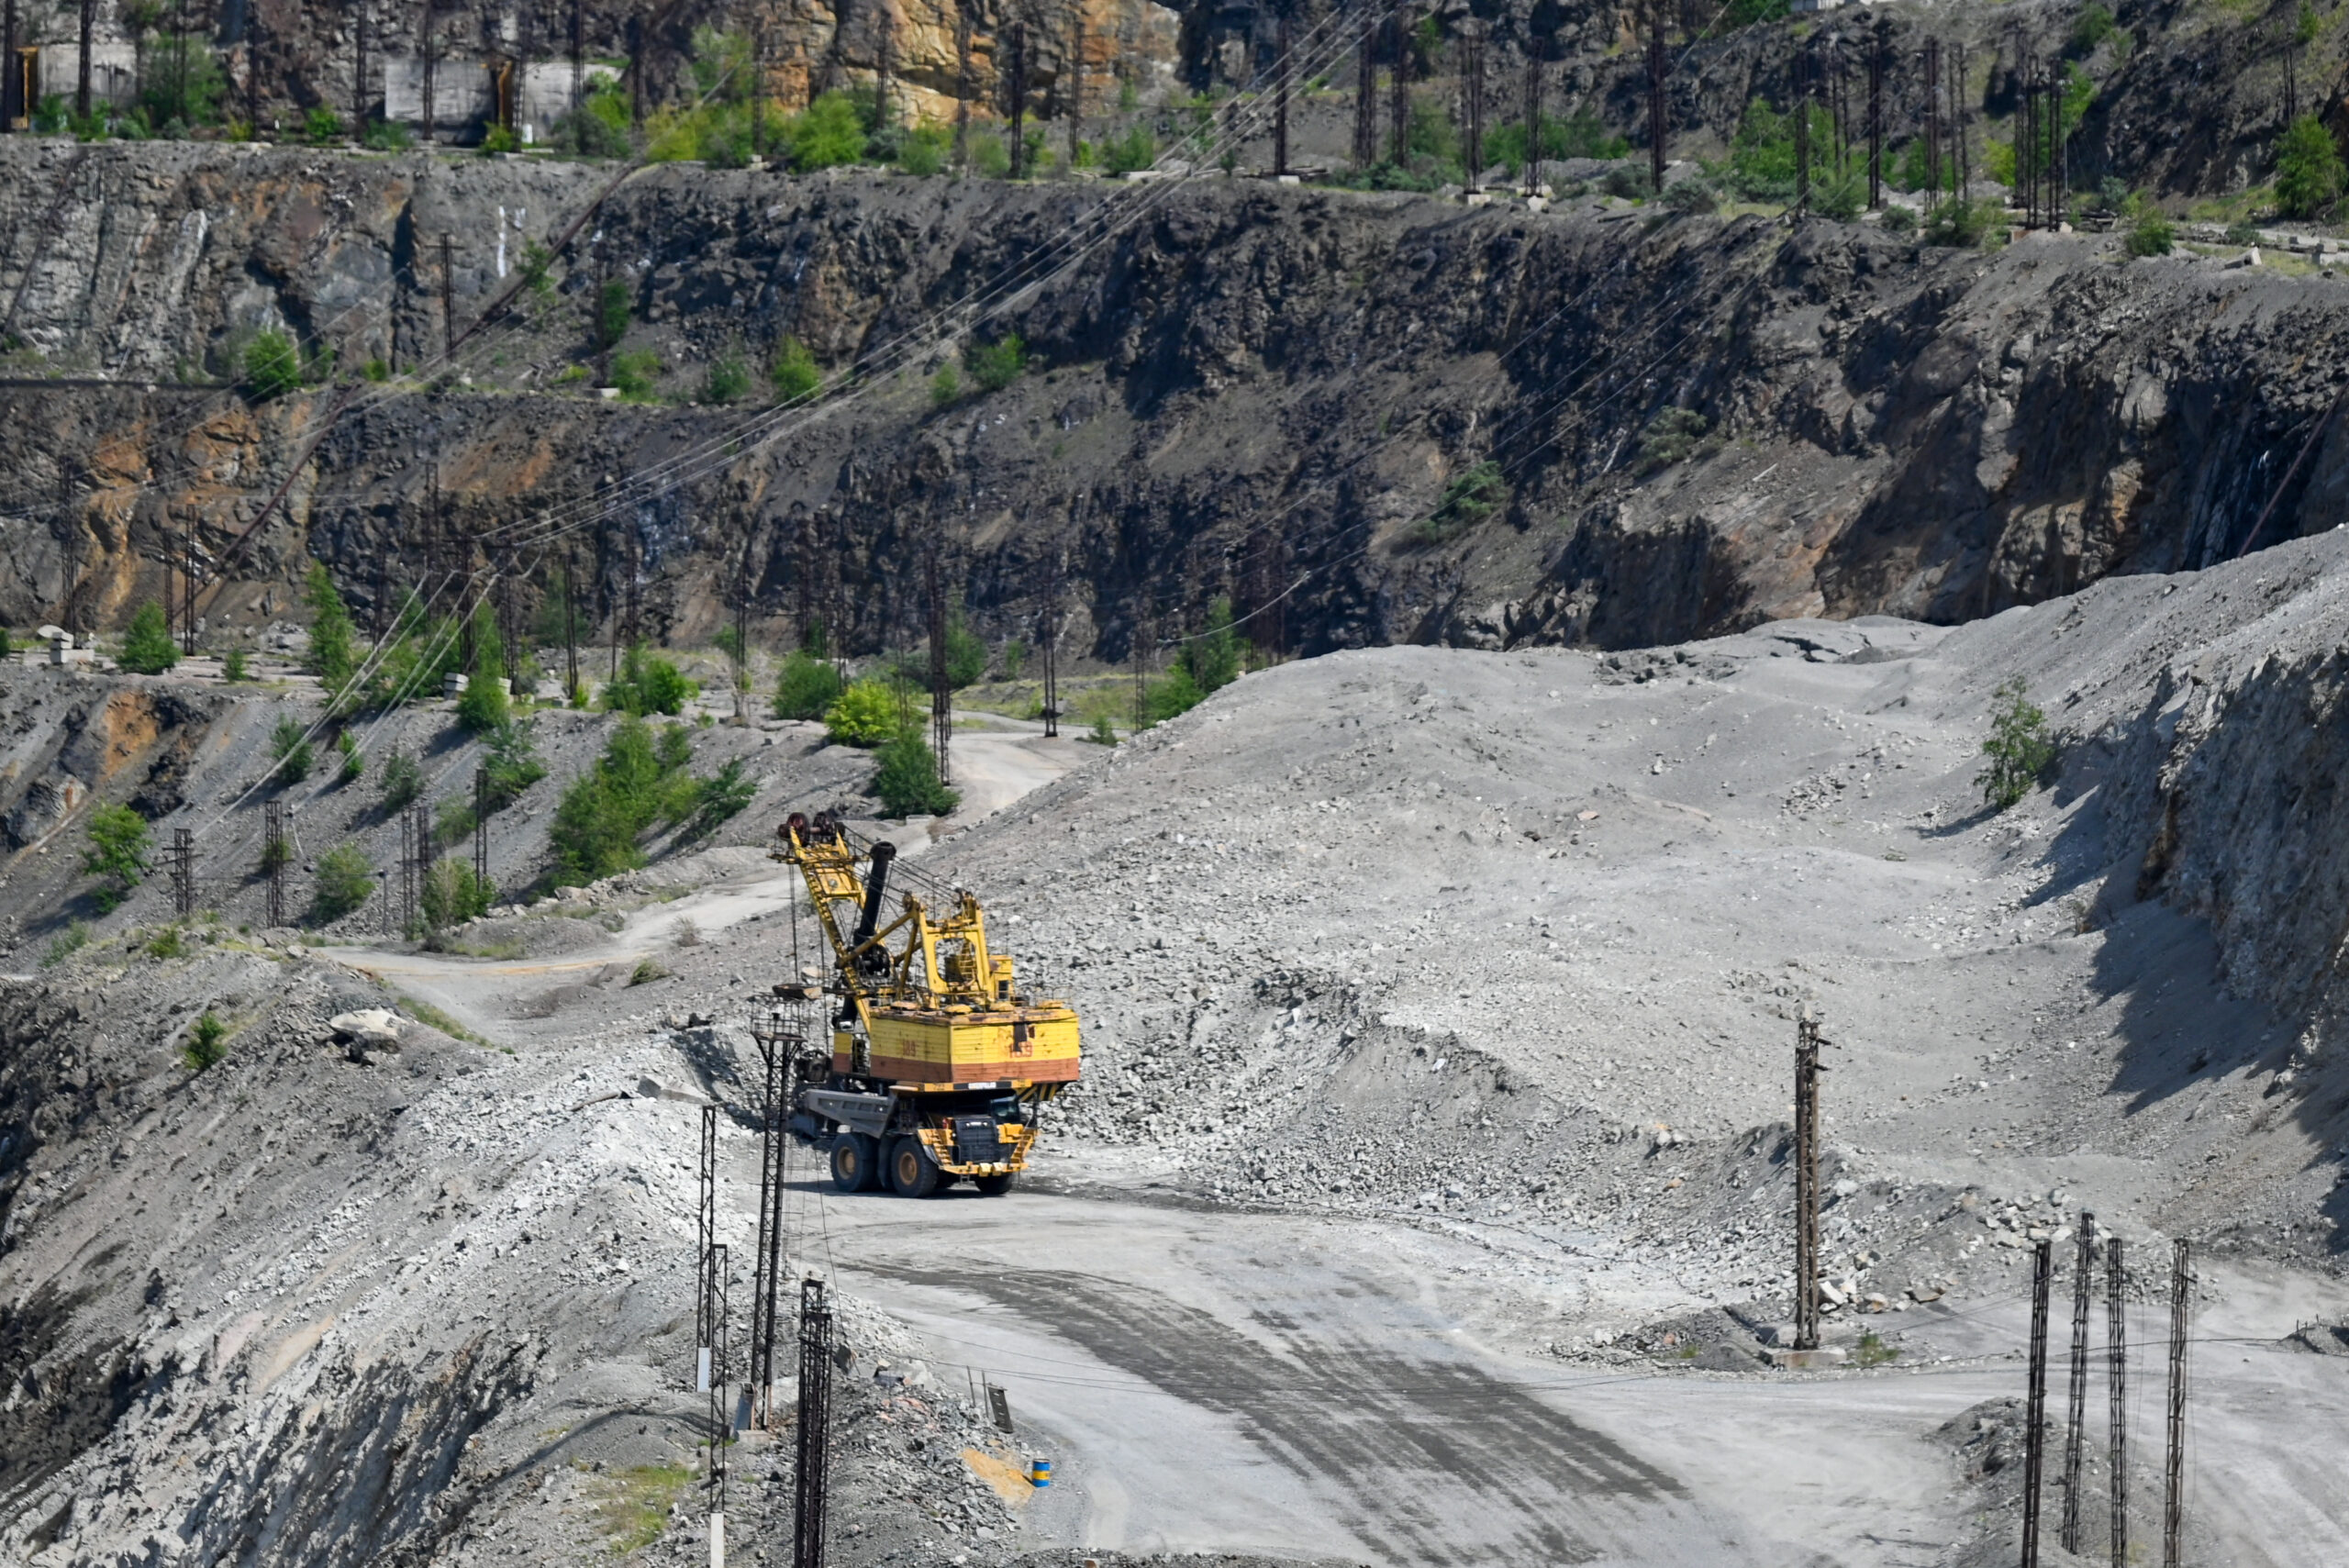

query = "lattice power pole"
[[170, 827, 195, 918], [1388, 3, 1409, 166], [1521, 39, 1544, 197], [1273, 10, 1291, 176], [1867, 18, 1885, 210], [1353, 9, 1376, 168], [473, 764, 489, 895], [2163, 1240, 2190, 1568], [1039, 552, 1062, 739], [750, 1007, 798, 1429], [1063, 0, 1082, 165], [696, 1102, 719, 1392], [1922, 38, 1941, 213], [1459, 19, 1484, 192], [1793, 44, 1809, 215], [2110, 1234, 2129, 1568], [793, 1277, 834, 1568], [707, 1241, 729, 1568], [2022, 1236, 2054, 1568], [2062, 1214, 2096, 1552], [1007, 21, 1029, 179], [926, 543, 951, 785], [1645, 0, 1667, 195], [407, 800, 432, 930], [953, 5, 974, 169], [1792, 1009, 1824, 1351], [263, 800, 287, 928]]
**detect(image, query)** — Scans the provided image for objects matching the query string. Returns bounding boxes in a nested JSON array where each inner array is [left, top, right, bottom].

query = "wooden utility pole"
[[3, 0, 18, 131], [2163, 1240, 2190, 1568], [170, 827, 195, 917], [1273, 11, 1290, 176], [2062, 1215, 2095, 1554], [182, 513, 197, 653], [1793, 1010, 1823, 1350], [1353, 10, 1375, 167], [2110, 1235, 2130, 1568], [570, 0, 584, 115], [875, 9, 894, 131], [1645, 0, 1667, 194], [1950, 41, 1969, 201], [2022, 1236, 2054, 1568], [1130, 614, 1148, 736]]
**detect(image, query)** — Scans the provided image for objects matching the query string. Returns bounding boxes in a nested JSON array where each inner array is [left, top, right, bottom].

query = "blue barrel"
[[1029, 1458, 1053, 1488]]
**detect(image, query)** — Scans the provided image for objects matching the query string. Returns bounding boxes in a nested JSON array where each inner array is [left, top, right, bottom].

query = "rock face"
[[4, 140, 2349, 665]]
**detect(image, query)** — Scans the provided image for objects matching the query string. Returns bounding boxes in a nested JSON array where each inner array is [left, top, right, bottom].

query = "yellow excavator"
[[773, 810, 1081, 1196]]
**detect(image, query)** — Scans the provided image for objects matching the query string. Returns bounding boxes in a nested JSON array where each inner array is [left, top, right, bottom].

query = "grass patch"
[[1853, 1330, 1899, 1367], [588, 1460, 693, 1553], [394, 992, 492, 1049], [441, 939, 528, 961], [181, 1010, 230, 1071], [629, 957, 668, 986], [42, 921, 88, 968]]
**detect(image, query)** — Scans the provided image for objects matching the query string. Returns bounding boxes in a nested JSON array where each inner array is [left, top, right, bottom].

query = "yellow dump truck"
[[774, 811, 1081, 1196]]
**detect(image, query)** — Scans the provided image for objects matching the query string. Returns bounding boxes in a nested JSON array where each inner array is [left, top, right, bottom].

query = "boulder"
[[329, 1008, 402, 1044]]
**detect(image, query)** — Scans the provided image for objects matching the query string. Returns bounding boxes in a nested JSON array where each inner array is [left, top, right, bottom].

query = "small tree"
[[456, 603, 511, 731], [182, 1011, 229, 1070], [1976, 676, 2056, 810], [221, 646, 250, 682], [596, 279, 632, 350], [420, 860, 492, 929], [774, 650, 845, 719], [118, 602, 179, 674], [243, 330, 303, 401], [2277, 115, 2347, 219], [945, 614, 987, 687], [1178, 597, 1246, 695], [337, 730, 364, 784], [873, 732, 959, 817], [382, 751, 423, 811], [270, 715, 315, 783], [772, 336, 820, 402], [2125, 205, 2175, 257], [304, 562, 356, 694], [309, 843, 374, 923], [963, 333, 1028, 393], [83, 803, 152, 911], [824, 679, 903, 745]]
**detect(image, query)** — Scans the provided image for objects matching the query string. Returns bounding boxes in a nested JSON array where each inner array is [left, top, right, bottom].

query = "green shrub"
[[1177, 597, 1245, 695], [363, 357, 391, 382], [945, 615, 987, 687], [774, 650, 845, 719], [873, 732, 958, 817], [1877, 203, 1919, 235], [483, 719, 549, 807], [702, 352, 751, 405], [1087, 711, 1119, 745], [630, 957, 668, 985], [337, 730, 364, 784], [270, 716, 315, 783], [1635, 408, 1711, 473], [421, 859, 492, 929], [305, 106, 343, 144], [118, 601, 179, 673], [363, 118, 416, 151], [182, 1011, 229, 1070], [2125, 206, 2175, 257], [930, 362, 963, 406], [1484, 109, 1627, 173], [784, 92, 868, 172], [692, 759, 758, 835], [1102, 126, 1157, 174], [547, 717, 704, 883], [436, 795, 476, 848], [42, 921, 88, 967], [243, 330, 302, 401], [1662, 178, 1719, 214], [896, 127, 947, 174], [221, 645, 250, 682], [1925, 197, 1999, 249], [140, 35, 224, 128], [2070, 1, 2118, 52], [146, 924, 184, 959], [1145, 665, 1205, 724], [968, 131, 1011, 178], [2277, 115, 2346, 219], [596, 278, 632, 349], [964, 333, 1027, 393], [481, 123, 518, 154], [611, 349, 664, 401], [305, 562, 356, 693], [83, 803, 152, 912], [1417, 460, 1509, 543], [824, 679, 904, 746], [1976, 676, 2055, 810], [382, 751, 424, 811], [310, 843, 374, 923], [603, 643, 696, 716], [772, 336, 821, 402], [457, 610, 512, 731], [518, 240, 555, 306]]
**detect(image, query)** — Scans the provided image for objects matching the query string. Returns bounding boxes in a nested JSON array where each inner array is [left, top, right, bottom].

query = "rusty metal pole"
[[792, 1276, 833, 1568], [1388, 3, 1408, 166], [2110, 1234, 2129, 1568], [2063, 1214, 2095, 1553], [1353, 10, 1375, 168], [1645, 0, 1667, 195], [1273, 11, 1290, 176], [1793, 1010, 1822, 1351], [75, 0, 92, 118], [2163, 1240, 2189, 1568], [1521, 39, 1542, 197]]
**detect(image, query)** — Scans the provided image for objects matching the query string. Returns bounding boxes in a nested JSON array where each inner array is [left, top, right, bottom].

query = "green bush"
[[945, 616, 987, 687], [2125, 206, 2175, 257], [1177, 597, 1245, 695], [310, 843, 374, 924], [140, 35, 224, 128], [1662, 178, 1719, 215], [1102, 126, 1157, 174], [1926, 197, 1999, 249], [421, 859, 492, 929], [873, 732, 958, 817], [968, 131, 1011, 178], [596, 278, 632, 350], [784, 92, 868, 172], [1484, 109, 1627, 174], [182, 1011, 229, 1070], [692, 758, 758, 835], [337, 730, 364, 784], [2070, 1, 2118, 52], [304, 562, 356, 693], [774, 650, 845, 719], [1418, 461, 1509, 543], [305, 106, 342, 144], [702, 352, 751, 405], [1146, 665, 1205, 724], [964, 333, 1027, 393], [147, 924, 184, 960], [1087, 711, 1119, 745], [43, 921, 88, 967], [824, 679, 904, 746], [603, 643, 697, 716], [270, 716, 315, 784], [243, 330, 302, 401], [1976, 676, 2055, 810], [611, 349, 664, 401], [481, 123, 518, 154], [1635, 408, 1711, 473], [2277, 115, 2346, 219], [363, 119, 416, 151], [896, 127, 948, 174], [382, 751, 423, 811], [1878, 203, 1920, 235], [930, 362, 963, 406], [118, 602, 179, 674], [547, 717, 705, 883], [221, 645, 250, 682], [83, 804, 152, 912], [457, 604, 511, 731], [483, 719, 549, 807], [772, 336, 821, 402]]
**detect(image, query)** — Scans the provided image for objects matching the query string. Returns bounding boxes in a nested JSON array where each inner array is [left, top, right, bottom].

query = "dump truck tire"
[[830, 1132, 882, 1193], [887, 1134, 941, 1197], [974, 1173, 1017, 1196]]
